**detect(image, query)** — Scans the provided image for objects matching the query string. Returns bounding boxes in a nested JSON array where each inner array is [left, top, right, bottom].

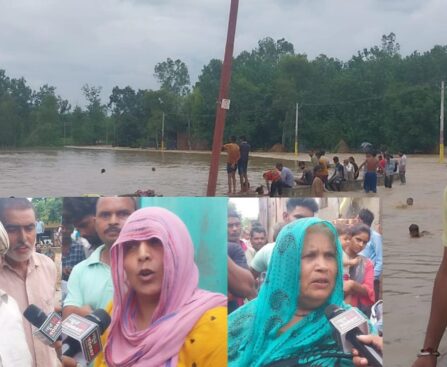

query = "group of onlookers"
[[261, 150, 363, 197], [221, 139, 408, 196], [293, 149, 408, 195]]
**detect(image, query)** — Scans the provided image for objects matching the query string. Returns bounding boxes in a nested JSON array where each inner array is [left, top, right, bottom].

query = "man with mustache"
[[0, 198, 58, 367], [0, 219, 33, 367], [63, 197, 136, 318]]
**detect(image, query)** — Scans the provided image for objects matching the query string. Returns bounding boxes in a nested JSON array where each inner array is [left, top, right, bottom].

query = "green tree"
[[71, 106, 90, 144], [0, 34, 446, 153], [0, 95, 21, 147], [189, 59, 222, 145], [109, 86, 149, 147], [31, 198, 62, 224], [82, 84, 107, 144], [27, 85, 60, 145], [0, 71, 33, 147], [154, 58, 191, 96]]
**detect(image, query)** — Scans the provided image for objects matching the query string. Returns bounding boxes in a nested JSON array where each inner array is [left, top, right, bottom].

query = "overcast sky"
[[0, 0, 445, 106]]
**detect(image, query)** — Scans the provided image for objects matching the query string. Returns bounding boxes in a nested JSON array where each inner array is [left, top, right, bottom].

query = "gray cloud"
[[0, 0, 445, 105]]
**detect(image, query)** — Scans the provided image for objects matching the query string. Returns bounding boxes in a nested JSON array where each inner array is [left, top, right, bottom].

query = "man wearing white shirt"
[[0, 220, 32, 367], [0, 199, 58, 367], [0, 289, 33, 367], [398, 151, 407, 184], [343, 159, 355, 181]]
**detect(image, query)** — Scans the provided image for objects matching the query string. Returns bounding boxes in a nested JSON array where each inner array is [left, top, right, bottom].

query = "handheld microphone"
[[325, 305, 383, 367], [62, 309, 111, 363], [23, 304, 62, 345]]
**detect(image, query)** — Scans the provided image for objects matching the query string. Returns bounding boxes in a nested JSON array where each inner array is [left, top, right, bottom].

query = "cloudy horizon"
[[0, 0, 445, 106]]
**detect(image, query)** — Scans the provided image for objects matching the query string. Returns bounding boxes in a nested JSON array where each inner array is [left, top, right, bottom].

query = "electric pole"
[[295, 102, 299, 156], [440, 80, 445, 163], [206, 0, 239, 196]]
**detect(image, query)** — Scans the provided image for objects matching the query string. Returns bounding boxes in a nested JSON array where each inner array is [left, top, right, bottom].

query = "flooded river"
[[380, 156, 447, 366], [0, 147, 281, 196]]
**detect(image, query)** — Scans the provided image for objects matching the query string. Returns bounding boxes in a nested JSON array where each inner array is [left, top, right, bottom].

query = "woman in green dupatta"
[[228, 217, 362, 367]]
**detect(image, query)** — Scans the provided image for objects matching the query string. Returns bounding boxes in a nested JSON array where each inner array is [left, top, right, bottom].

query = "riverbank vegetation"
[[0, 33, 445, 153]]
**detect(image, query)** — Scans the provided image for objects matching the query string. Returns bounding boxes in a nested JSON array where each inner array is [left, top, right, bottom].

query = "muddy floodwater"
[[0, 147, 279, 196], [1, 147, 447, 365], [379, 156, 447, 366]]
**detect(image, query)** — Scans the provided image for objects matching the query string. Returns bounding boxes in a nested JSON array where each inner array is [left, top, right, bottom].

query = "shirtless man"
[[357, 152, 379, 194], [222, 136, 240, 194], [316, 150, 330, 184], [311, 165, 325, 197]]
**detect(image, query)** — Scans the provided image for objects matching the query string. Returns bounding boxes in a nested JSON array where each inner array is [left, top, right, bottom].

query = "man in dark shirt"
[[238, 136, 251, 192], [349, 156, 359, 180], [295, 161, 314, 185], [60, 223, 86, 301], [227, 209, 256, 313], [328, 156, 345, 191]]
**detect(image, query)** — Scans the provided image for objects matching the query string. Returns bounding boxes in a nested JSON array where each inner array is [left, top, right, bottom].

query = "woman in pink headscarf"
[[96, 207, 227, 367]]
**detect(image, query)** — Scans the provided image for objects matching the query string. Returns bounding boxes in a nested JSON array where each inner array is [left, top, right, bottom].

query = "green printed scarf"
[[228, 217, 355, 367]]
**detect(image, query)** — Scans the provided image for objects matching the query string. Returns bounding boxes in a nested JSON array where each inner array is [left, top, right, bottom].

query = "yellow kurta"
[[94, 305, 227, 367]]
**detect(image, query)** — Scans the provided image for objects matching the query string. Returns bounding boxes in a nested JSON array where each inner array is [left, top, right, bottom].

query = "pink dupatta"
[[104, 207, 226, 367]]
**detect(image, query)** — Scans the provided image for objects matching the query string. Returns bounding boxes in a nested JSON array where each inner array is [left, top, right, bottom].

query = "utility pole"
[[187, 117, 191, 150], [440, 80, 445, 163], [161, 112, 165, 151], [206, 0, 239, 196], [295, 102, 299, 156]]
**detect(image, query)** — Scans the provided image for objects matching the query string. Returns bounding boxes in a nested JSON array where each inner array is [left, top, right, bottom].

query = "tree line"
[[1, 33, 446, 153]]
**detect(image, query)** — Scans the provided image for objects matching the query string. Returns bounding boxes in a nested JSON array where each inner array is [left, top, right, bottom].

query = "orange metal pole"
[[206, 0, 239, 196]]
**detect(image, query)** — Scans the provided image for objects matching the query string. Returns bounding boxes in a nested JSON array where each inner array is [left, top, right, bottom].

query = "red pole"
[[206, 0, 239, 196]]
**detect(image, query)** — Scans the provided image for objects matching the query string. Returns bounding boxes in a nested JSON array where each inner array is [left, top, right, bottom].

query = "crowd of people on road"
[[260, 149, 408, 197], [221, 135, 408, 197], [221, 134, 408, 197]]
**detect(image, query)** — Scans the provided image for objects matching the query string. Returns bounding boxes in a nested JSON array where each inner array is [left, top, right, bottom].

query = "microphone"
[[23, 304, 62, 345], [325, 305, 383, 367], [62, 309, 111, 364]]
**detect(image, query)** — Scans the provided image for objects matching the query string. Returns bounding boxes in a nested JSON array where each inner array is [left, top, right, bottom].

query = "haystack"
[[269, 143, 286, 152], [334, 139, 350, 153]]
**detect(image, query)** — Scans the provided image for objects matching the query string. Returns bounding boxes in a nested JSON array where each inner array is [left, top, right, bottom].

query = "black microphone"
[[23, 304, 62, 345], [62, 309, 111, 364], [325, 305, 383, 367]]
